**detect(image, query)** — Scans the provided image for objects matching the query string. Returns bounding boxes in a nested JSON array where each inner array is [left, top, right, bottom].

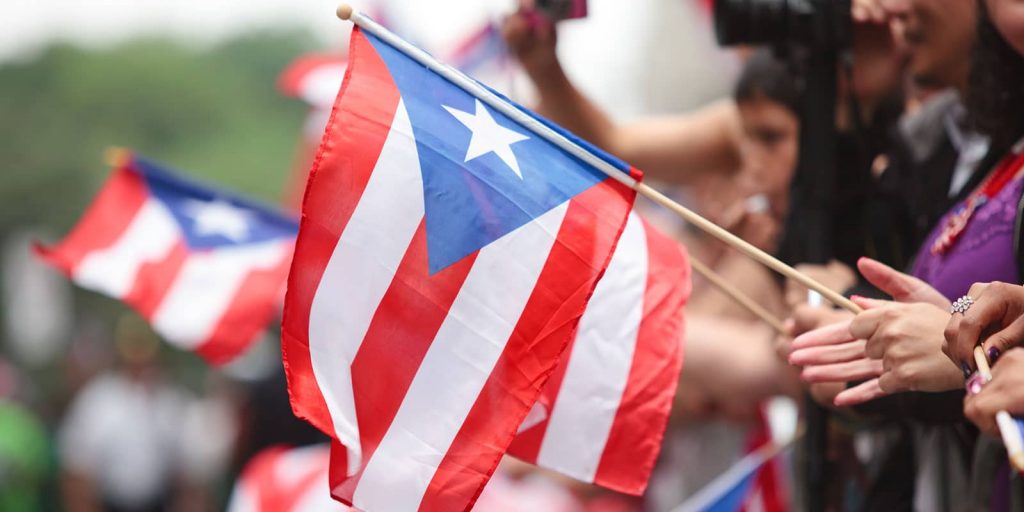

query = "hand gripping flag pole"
[[974, 347, 1024, 473], [334, 4, 862, 316]]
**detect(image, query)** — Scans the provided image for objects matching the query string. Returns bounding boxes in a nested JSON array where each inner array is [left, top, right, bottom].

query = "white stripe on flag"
[[308, 99, 423, 473], [73, 199, 179, 297], [151, 241, 290, 348], [352, 202, 570, 512], [536, 212, 648, 482]]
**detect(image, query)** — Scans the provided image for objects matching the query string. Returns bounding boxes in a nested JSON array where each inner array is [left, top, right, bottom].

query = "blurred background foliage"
[[0, 30, 317, 237]]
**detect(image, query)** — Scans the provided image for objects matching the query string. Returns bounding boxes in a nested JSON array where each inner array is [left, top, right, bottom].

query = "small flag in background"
[[447, 22, 509, 80], [281, 21, 638, 512], [227, 445, 352, 512], [509, 213, 691, 495], [278, 53, 349, 112], [674, 412, 792, 512], [36, 152, 297, 364]]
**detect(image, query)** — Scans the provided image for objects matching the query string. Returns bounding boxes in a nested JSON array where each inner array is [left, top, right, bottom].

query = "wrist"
[[524, 57, 570, 92]]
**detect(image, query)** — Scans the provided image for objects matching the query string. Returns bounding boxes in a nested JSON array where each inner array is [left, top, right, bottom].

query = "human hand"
[[785, 260, 856, 309], [776, 304, 853, 361], [965, 348, 1024, 436], [787, 258, 957, 407], [791, 299, 960, 407], [720, 199, 780, 253], [852, 0, 890, 23], [501, 2, 560, 79], [945, 282, 1024, 372]]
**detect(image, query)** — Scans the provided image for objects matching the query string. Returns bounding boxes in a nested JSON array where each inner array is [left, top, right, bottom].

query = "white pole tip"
[[336, 4, 354, 20]]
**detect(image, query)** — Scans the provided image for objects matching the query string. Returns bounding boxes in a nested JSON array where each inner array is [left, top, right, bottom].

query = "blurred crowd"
[[9, 0, 1024, 510]]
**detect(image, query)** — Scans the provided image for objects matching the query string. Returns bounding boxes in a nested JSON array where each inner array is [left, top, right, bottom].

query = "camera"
[[534, 0, 587, 23], [713, 0, 850, 51]]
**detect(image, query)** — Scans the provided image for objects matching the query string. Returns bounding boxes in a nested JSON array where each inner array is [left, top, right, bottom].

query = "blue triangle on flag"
[[366, 34, 612, 274]]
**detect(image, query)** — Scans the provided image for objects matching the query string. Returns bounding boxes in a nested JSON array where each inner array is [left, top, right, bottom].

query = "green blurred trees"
[[0, 30, 317, 236]]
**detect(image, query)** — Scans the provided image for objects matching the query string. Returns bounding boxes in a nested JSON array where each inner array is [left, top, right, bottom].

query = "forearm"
[[529, 65, 742, 184], [527, 60, 619, 157]]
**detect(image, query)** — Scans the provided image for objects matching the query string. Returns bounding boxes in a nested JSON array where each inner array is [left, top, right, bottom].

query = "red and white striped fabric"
[[282, 26, 638, 512], [228, 445, 353, 512], [36, 153, 297, 364], [278, 53, 348, 110], [322, 213, 691, 498], [508, 213, 690, 495], [739, 413, 789, 512]]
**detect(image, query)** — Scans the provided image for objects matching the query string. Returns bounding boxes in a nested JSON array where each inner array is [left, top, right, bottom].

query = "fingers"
[[965, 387, 1001, 436], [850, 295, 892, 312], [834, 378, 888, 407], [857, 257, 949, 308], [852, 0, 888, 23], [981, 316, 1024, 363], [801, 358, 884, 384], [791, 320, 856, 350], [948, 283, 997, 370], [789, 340, 867, 366], [847, 304, 889, 341], [791, 304, 853, 338]]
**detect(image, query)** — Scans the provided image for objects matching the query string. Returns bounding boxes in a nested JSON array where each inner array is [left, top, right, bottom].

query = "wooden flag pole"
[[689, 257, 787, 335], [334, 4, 862, 315], [637, 184, 861, 313], [973, 347, 1024, 472]]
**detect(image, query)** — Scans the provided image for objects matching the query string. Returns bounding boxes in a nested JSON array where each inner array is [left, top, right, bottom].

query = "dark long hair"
[[733, 49, 801, 114], [968, 0, 1024, 152]]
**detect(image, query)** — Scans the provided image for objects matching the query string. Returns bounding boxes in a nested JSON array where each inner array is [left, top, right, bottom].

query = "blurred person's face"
[[850, 23, 904, 103], [987, 0, 1024, 57], [886, 0, 976, 88], [737, 95, 799, 216]]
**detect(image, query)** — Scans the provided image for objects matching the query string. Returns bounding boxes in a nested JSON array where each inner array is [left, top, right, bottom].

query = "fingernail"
[[988, 347, 1002, 363], [966, 373, 985, 395], [851, 294, 864, 301], [961, 362, 972, 379]]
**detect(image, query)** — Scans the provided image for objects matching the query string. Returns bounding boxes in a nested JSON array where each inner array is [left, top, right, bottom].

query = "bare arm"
[[503, 12, 742, 185]]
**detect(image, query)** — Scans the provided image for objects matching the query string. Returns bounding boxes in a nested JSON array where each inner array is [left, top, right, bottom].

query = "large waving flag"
[[37, 153, 297, 364], [508, 213, 690, 495], [281, 18, 639, 512], [323, 213, 691, 500]]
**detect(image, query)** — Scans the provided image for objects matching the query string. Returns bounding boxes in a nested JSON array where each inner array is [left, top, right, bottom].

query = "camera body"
[[533, 0, 588, 24], [713, 0, 850, 54], [712, 4, 853, 512]]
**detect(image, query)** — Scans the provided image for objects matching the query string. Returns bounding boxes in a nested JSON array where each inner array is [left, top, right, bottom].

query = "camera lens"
[[713, 0, 816, 47]]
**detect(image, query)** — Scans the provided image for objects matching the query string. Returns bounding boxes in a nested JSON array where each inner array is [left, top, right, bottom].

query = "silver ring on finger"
[[951, 295, 974, 315]]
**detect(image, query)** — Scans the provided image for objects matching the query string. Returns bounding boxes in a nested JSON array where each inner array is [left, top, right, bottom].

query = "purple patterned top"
[[912, 174, 1024, 299]]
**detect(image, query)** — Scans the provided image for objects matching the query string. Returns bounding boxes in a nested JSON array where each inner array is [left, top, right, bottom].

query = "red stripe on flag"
[[592, 219, 690, 494], [420, 179, 636, 511], [196, 246, 294, 365], [330, 223, 476, 504], [282, 27, 401, 435], [34, 164, 149, 273], [505, 336, 574, 464], [329, 438, 349, 502], [242, 446, 327, 512], [124, 241, 188, 319]]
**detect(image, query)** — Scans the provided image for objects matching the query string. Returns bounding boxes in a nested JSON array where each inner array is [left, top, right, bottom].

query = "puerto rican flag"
[[36, 153, 297, 364], [508, 212, 690, 495], [281, 24, 638, 512], [228, 445, 352, 512], [323, 213, 691, 500]]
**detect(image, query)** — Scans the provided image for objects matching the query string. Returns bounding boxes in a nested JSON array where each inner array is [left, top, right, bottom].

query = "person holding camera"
[[789, 1, 1024, 508]]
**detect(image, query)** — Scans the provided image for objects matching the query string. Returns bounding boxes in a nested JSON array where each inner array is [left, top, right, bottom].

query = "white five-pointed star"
[[443, 99, 530, 179], [183, 199, 251, 241]]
